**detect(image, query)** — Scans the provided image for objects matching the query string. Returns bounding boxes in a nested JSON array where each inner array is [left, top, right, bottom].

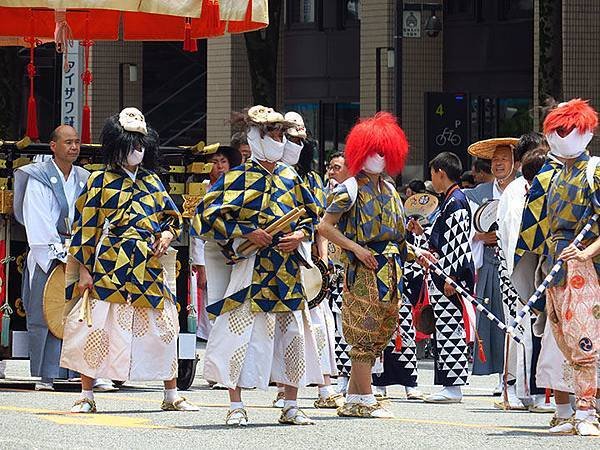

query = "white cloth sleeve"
[[497, 178, 527, 275], [190, 236, 206, 266], [467, 198, 484, 270], [22, 178, 65, 273]]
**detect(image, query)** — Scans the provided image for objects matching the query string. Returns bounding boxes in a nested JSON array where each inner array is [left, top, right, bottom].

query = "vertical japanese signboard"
[[425, 92, 471, 173], [61, 42, 83, 129]]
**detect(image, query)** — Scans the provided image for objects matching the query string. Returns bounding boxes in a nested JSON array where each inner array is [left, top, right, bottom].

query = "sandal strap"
[[226, 408, 248, 421], [173, 397, 188, 407]]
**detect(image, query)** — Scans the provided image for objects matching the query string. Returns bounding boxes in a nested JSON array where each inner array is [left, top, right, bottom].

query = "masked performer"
[[270, 111, 344, 409], [60, 108, 198, 413], [193, 105, 323, 426], [512, 145, 581, 432], [541, 99, 600, 436], [320, 112, 434, 418], [409, 152, 475, 404], [14, 125, 90, 391]]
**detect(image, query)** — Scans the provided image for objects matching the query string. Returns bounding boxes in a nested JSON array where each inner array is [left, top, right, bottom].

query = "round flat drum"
[[301, 256, 329, 309], [404, 193, 439, 225], [43, 263, 67, 339], [474, 199, 500, 233]]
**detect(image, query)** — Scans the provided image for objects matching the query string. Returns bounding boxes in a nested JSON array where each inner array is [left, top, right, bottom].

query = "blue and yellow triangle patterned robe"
[[68, 167, 182, 309], [191, 160, 319, 317]]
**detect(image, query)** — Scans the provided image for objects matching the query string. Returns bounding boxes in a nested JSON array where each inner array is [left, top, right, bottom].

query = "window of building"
[[499, 0, 533, 20], [284, 102, 360, 172], [288, 0, 316, 24], [444, 0, 482, 22], [345, 0, 361, 22], [497, 98, 532, 137], [445, 0, 474, 16]]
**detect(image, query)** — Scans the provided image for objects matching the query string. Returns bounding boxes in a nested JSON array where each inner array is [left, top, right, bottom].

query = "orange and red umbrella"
[[0, 0, 269, 141]]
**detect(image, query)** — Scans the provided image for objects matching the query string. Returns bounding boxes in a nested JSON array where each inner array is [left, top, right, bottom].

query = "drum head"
[[474, 199, 500, 233], [302, 266, 322, 302], [43, 264, 67, 339], [302, 256, 329, 309], [327, 242, 343, 266], [404, 193, 439, 225]]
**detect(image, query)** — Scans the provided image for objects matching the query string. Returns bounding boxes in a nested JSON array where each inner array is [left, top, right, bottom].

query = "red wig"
[[543, 98, 598, 135], [344, 112, 409, 176]]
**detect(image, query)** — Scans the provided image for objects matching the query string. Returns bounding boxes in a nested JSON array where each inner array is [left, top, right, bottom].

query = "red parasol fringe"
[[183, 18, 198, 52], [197, 0, 222, 37]]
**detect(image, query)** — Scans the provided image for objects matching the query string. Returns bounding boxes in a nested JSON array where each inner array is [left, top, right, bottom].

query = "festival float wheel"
[[177, 357, 198, 391]]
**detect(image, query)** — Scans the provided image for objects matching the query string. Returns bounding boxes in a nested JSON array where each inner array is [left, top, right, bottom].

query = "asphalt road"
[[0, 344, 597, 449]]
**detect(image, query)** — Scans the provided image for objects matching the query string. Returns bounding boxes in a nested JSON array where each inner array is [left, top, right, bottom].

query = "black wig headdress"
[[100, 113, 161, 172]]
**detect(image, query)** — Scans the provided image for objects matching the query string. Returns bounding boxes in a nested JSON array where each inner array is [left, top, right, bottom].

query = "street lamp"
[[424, 4, 443, 37], [376, 46, 394, 112]]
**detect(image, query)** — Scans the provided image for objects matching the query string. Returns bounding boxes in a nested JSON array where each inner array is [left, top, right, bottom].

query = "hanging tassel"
[[394, 328, 403, 353], [81, 104, 91, 144], [0, 312, 9, 348], [187, 311, 198, 334], [79, 17, 94, 143], [186, 264, 197, 333], [183, 17, 198, 52], [25, 35, 39, 140], [197, 0, 222, 37], [54, 8, 74, 72], [545, 388, 551, 404], [26, 95, 39, 142], [476, 332, 487, 363]]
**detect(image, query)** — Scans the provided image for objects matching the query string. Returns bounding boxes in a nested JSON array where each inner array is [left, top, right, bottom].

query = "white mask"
[[119, 107, 148, 135], [127, 147, 145, 166], [362, 153, 386, 174], [546, 129, 594, 159], [248, 127, 286, 163], [281, 139, 304, 165]]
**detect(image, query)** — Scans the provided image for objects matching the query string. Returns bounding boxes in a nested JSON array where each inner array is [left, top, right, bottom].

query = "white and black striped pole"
[[505, 213, 599, 335], [411, 244, 523, 345]]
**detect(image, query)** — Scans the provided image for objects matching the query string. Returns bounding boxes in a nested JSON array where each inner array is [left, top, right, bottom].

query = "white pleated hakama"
[[203, 255, 323, 389]]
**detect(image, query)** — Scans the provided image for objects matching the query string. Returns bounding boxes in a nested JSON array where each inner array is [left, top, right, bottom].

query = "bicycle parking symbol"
[[435, 127, 462, 147]]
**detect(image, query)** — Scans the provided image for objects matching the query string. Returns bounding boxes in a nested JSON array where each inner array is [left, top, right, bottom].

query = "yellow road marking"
[[0, 389, 563, 435], [0, 405, 164, 429]]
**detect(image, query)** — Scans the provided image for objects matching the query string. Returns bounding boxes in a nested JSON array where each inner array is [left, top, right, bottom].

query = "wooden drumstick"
[[78, 289, 90, 325], [237, 206, 306, 257]]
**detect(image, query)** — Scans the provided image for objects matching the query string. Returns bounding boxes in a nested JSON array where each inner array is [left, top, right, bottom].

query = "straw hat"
[[467, 137, 519, 160]]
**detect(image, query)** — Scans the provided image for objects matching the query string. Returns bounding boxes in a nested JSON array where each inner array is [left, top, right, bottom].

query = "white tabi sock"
[[164, 388, 178, 403], [556, 403, 574, 419], [359, 394, 377, 406], [81, 390, 94, 401], [230, 402, 244, 410], [346, 394, 361, 404], [319, 385, 335, 399], [283, 400, 297, 409], [283, 400, 298, 417], [575, 409, 594, 421]]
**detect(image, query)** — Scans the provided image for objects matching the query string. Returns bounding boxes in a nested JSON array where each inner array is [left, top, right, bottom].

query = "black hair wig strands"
[[100, 115, 161, 172]]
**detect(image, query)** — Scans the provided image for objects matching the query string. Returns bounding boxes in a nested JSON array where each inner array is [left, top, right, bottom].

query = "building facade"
[[2, 1, 599, 169]]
